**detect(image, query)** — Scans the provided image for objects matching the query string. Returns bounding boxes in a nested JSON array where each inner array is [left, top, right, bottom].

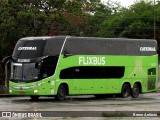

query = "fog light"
[[34, 90, 38, 93], [9, 90, 12, 93]]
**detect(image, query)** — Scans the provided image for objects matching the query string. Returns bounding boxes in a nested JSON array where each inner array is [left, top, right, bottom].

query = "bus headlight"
[[9, 90, 12, 93], [34, 90, 38, 94]]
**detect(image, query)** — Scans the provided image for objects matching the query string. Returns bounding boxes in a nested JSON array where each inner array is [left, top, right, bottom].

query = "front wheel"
[[121, 84, 131, 98], [55, 85, 67, 101], [131, 84, 140, 98]]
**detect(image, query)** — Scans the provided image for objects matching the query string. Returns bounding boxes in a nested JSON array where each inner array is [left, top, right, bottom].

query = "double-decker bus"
[[3, 36, 158, 100]]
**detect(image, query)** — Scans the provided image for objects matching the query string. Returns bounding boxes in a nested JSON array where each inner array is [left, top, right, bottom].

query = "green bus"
[[3, 36, 158, 100]]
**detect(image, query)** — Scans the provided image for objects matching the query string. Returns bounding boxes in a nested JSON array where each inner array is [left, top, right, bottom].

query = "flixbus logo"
[[18, 47, 37, 50], [79, 56, 106, 65], [140, 47, 156, 52]]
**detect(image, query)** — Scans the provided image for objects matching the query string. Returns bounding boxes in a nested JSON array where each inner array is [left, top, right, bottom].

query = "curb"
[[0, 94, 18, 97], [0, 94, 27, 97]]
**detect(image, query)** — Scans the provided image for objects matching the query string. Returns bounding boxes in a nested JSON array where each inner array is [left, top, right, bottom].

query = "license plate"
[[19, 92, 25, 95]]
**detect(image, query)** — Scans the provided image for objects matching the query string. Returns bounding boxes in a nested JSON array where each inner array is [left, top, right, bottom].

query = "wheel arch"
[[120, 82, 132, 98], [57, 82, 69, 95], [122, 82, 131, 91]]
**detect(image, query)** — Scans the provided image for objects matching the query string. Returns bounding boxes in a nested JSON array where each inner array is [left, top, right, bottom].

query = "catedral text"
[[18, 47, 37, 50], [140, 47, 156, 51]]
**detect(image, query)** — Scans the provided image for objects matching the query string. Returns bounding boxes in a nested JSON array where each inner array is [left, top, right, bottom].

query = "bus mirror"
[[64, 51, 72, 58], [2, 56, 12, 65], [35, 56, 49, 68], [2, 56, 12, 69], [35, 58, 42, 68]]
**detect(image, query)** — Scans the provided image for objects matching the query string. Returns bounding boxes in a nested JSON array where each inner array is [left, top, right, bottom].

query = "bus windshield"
[[11, 63, 39, 82]]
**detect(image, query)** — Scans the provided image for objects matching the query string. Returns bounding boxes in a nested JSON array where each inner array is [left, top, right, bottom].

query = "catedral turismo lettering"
[[140, 47, 156, 51], [18, 47, 37, 50]]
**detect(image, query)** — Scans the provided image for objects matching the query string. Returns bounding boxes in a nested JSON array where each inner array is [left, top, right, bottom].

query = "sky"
[[101, 0, 135, 7]]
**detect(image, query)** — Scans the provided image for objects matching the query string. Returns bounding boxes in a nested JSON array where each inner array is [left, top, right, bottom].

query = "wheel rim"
[[57, 86, 66, 100], [59, 89, 65, 98], [122, 84, 130, 97], [133, 86, 139, 97], [123, 87, 129, 97]]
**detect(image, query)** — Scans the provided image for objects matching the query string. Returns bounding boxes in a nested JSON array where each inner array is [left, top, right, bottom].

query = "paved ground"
[[0, 93, 160, 120], [0, 93, 160, 111]]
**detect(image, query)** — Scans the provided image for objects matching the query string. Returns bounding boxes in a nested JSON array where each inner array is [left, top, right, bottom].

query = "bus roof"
[[17, 36, 157, 56], [63, 36, 157, 56], [19, 36, 70, 41]]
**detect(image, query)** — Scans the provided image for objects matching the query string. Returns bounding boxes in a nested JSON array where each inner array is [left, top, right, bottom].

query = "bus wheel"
[[30, 96, 39, 101], [121, 84, 130, 98], [55, 85, 66, 101], [131, 84, 140, 98]]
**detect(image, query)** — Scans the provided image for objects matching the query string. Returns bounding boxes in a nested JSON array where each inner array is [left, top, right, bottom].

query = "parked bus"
[[3, 36, 158, 100]]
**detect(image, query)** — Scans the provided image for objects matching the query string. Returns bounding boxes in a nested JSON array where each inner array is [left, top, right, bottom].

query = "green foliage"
[[97, 0, 155, 38], [0, 0, 160, 60]]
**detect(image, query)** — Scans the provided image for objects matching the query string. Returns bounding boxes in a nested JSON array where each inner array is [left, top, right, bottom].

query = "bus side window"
[[148, 68, 156, 90], [60, 66, 125, 79]]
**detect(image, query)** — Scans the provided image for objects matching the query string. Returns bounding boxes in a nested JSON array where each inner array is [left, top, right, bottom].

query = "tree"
[[97, 0, 155, 38]]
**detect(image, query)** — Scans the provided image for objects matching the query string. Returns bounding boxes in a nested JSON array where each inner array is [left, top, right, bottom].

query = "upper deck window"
[[13, 40, 46, 59]]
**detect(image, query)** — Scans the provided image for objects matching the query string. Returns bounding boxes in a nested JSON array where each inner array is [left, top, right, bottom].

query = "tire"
[[131, 84, 140, 98], [55, 85, 67, 101], [121, 84, 130, 98], [30, 96, 39, 101]]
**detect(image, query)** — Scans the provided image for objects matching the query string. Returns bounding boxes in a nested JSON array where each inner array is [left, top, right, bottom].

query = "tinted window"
[[13, 40, 46, 59], [11, 63, 39, 83], [148, 68, 156, 75], [40, 56, 59, 79], [63, 39, 82, 55], [60, 66, 125, 79], [43, 38, 65, 56], [63, 37, 157, 56]]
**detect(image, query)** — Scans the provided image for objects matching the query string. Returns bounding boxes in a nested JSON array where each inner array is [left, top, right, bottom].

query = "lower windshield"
[[11, 63, 39, 83]]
